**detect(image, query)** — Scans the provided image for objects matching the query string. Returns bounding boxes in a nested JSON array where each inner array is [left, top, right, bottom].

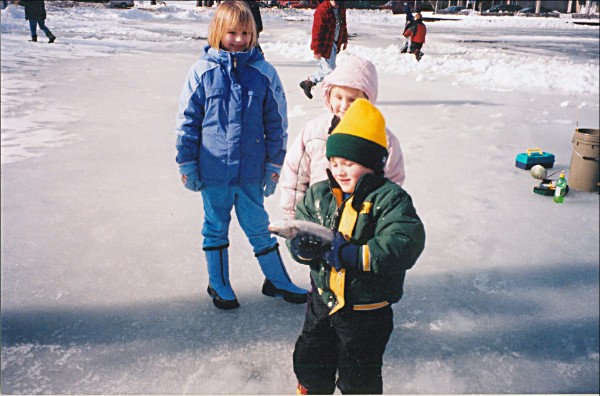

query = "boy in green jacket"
[[288, 98, 425, 394]]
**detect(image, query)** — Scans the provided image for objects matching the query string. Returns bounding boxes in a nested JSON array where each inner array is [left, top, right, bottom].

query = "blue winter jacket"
[[175, 45, 288, 186]]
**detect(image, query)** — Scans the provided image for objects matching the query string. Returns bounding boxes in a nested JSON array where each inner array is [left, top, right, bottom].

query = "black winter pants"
[[409, 42, 423, 54], [293, 292, 394, 394]]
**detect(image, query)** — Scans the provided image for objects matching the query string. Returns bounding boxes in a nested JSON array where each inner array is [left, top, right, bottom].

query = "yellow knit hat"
[[326, 98, 388, 172]]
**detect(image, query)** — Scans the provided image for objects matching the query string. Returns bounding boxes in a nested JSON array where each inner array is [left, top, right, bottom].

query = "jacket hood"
[[321, 54, 378, 112]]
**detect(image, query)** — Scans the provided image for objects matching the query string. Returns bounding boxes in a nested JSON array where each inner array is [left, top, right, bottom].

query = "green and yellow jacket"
[[292, 171, 425, 314]]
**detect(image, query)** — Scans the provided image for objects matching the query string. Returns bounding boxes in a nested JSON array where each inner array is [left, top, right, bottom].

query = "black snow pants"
[[409, 42, 423, 54], [293, 292, 394, 394]]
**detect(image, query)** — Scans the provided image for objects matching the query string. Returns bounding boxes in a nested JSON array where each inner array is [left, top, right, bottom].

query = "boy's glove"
[[263, 163, 281, 197], [290, 234, 329, 262], [179, 162, 204, 192], [325, 231, 360, 271]]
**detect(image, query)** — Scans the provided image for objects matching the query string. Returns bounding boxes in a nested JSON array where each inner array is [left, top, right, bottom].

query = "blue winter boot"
[[205, 245, 240, 310], [256, 244, 308, 304]]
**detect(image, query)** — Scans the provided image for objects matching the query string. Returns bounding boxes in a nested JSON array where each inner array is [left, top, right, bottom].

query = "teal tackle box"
[[515, 148, 555, 170]]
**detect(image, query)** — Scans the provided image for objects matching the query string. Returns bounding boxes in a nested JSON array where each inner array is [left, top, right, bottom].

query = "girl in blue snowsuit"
[[175, 0, 307, 310]]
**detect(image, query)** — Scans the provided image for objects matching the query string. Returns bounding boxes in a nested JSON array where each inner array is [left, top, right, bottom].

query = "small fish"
[[268, 219, 334, 244]]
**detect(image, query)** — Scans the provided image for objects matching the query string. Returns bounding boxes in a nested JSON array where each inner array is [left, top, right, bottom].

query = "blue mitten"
[[325, 231, 360, 271], [290, 234, 329, 263], [179, 162, 203, 192], [263, 163, 281, 197]]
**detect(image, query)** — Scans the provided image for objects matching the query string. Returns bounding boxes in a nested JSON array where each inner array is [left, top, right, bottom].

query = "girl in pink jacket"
[[279, 54, 406, 219]]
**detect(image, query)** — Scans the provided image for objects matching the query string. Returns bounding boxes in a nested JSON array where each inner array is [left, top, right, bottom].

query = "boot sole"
[[262, 280, 308, 304], [207, 285, 240, 310]]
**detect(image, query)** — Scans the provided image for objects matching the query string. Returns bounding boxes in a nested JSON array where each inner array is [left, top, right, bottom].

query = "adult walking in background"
[[19, 0, 55, 43], [299, 0, 347, 99]]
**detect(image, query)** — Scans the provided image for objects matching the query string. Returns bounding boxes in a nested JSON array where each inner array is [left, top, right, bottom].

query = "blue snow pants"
[[200, 183, 277, 254]]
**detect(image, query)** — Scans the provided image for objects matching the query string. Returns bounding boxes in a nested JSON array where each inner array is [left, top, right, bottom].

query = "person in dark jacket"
[[242, 0, 263, 52], [19, 0, 56, 43], [403, 12, 426, 61], [288, 98, 425, 394], [242, 0, 262, 36], [299, 0, 348, 99], [400, 2, 413, 53]]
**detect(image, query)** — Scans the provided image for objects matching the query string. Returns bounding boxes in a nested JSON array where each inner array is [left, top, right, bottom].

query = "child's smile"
[[329, 157, 374, 194], [221, 28, 251, 52]]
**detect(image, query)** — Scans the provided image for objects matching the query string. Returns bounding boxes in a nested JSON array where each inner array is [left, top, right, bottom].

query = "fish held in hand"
[[268, 219, 334, 244]]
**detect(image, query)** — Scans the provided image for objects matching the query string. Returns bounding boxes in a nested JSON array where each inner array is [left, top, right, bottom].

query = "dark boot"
[[262, 279, 307, 304], [416, 51, 423, 61], [29, 35, 37, 42], [299, 79, 315, 100], [47, 32, 56, 44], [205, 245, 240, 310], [400, 45, 408, 53], [207, 285, 240, 310], [256, 244, 308, 304]]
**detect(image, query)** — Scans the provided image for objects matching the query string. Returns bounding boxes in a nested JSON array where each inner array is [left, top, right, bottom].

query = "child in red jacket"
[[403, 13, 426, 61]]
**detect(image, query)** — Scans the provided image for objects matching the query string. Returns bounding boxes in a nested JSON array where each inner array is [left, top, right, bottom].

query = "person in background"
[[399, 2, 413, 53], [288, 98, 426, 394], [299, 0, 348, 99], [279, 54, 405, 220], [403, 12, 426, 61], [18, 0, 56, 43], [242, 0, 263, 52], [175, 0, 307, 310]]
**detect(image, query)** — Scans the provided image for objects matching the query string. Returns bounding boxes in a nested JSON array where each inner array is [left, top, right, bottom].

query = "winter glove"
[[290, 234, 330, 263], [325, 231, 361, 271], [263, 163, 281, 197], [179, 162, 204, 192]]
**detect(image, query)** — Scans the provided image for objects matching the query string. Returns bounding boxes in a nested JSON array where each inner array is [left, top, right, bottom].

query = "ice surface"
[[1, 1, 598, 394]]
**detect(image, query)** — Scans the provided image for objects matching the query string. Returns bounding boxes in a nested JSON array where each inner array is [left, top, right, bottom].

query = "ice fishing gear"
[[533, 170, 569, 197], [516, 148, 555, 170]]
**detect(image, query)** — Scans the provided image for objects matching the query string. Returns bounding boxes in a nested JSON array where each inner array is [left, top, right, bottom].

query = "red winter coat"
[[311, 1, 348, 59], [403, 20, 426, 44]]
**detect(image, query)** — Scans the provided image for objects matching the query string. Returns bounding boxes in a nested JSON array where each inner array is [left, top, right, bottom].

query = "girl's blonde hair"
[[207, 1, 258, 50]]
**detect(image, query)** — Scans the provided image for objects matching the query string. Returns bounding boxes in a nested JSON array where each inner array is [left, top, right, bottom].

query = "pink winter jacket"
[[279, 113, 405, 218], [279, 55, 406, 219]]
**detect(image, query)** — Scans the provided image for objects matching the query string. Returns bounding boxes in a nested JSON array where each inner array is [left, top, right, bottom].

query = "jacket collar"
[[203, 45, 263, 68], [326, 169, 386, 212]]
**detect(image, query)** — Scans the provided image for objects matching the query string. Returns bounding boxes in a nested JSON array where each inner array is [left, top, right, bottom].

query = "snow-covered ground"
[[1, 1, 599, 394]]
